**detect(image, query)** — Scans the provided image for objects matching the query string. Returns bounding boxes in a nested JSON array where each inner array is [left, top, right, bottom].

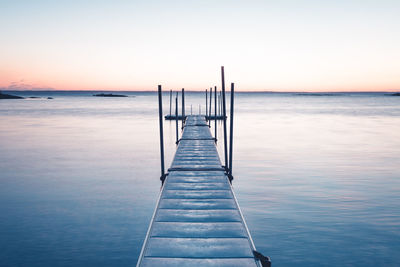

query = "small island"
[[296, 93, 339, 96], [391, 93, 400, 96], [93, 93, 128, 97], [0, 91, 24, 99]]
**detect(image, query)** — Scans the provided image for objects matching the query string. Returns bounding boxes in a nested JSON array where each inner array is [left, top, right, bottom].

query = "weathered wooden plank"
[[155, 209, 242, 223], [158, 199, 237, 210], [144, 238, 254, 258], [150, 222, 248, 238], [140, 258, 257, 267]]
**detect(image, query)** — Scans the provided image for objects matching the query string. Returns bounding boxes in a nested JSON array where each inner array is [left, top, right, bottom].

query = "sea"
[[1, 91, 399, 266]]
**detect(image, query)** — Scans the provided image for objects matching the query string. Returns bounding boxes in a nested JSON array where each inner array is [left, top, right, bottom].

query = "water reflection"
[[0, 92, 399, 266]]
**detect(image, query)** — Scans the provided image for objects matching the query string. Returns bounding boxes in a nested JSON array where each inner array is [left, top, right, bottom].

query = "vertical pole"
[[218, 94, 221, 116], [175, 93, 179, 144], [169, 89, 172, 116], [219, 91, 222, 117], [229, 83, 235, 177], [206, 89, 208, 119], [191, 104, 192, 115], [214, 85, 217, 142], [158, 85, 165, 180], [221, 91, 223, 117], [209, 87, 212, 127], [217, 94, 220, 117], [221, 66, 228, 171], [181, 88, 185, 129]]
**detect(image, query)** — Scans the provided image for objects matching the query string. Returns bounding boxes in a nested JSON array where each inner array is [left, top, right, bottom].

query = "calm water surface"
[[1, 91, 399, 266]]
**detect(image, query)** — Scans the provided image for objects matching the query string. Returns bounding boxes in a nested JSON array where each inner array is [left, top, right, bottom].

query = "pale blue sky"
[[1, 0, 399, 91]]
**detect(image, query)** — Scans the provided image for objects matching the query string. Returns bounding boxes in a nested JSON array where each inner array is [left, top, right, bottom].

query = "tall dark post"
[[158, 85, 165, 181], [221, 91, 223, 117], [214, 85, 217, 142], [217, 94, 220, 117], [219, 91, 222, 117], [175, 93, 179, 144], [221, 66, 228, 171], [205, 89, 208, 118], [169, 89, 172, 116], [181, 88, 185, 129], [229, 83, 235, 177], [209, 87, 212, 127]]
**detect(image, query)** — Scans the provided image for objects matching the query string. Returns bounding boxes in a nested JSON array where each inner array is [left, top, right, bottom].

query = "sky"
[[0, 0, 399, 92]]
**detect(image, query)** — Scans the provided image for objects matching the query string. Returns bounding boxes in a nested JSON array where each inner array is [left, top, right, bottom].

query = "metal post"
[[206, 89, 208, 119], [221, 66, 228, 172], [209, 87, 212, 127], [158, 85, 165, 181], [181, 88, 185, 128], [219, 91, 222, 117], [214, 85, 217, 142], [217, 94, 220, 117], [229, 83, 235, 178], [220, 91, 223, 117], [169, 89, 172, 116], [175, 93, 179, 144]]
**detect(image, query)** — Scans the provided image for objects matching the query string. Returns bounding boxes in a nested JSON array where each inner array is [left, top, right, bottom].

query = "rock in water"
[[0, 91, 24, 99], [93, 93, 128, 97]]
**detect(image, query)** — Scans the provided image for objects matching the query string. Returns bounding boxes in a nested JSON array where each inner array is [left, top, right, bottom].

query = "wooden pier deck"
[[137, 115, 261, 267]]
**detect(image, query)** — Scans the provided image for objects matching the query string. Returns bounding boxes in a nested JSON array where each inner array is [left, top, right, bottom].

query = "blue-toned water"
[[1, 91, 399, 266]]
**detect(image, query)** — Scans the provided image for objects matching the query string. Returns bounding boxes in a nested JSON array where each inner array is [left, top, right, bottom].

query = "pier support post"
[[209, 87, 212, 127], [181, 88, 185, 129], [169, 89, 172, 116], [228, 83, 235, 181], [158, 85, 166, 183], [214, 85, 217, 142], [206, 89, 208, 118], [217, 94, 220, 117], [221, 66, 228, 172], [219, 91, 222, 117], [175, 93, 179, 144]]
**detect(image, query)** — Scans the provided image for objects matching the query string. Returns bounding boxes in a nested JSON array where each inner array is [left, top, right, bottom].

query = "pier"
[[165, 114, 225, 120], [137, 115, 269, 266], [137, 67, 270, 266], [164, 87, 227, 121]]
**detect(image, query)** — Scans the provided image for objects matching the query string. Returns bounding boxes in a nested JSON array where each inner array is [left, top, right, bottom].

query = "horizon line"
[[2, 89, 399, 93]]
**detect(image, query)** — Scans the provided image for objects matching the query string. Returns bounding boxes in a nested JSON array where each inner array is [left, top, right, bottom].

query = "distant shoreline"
[[93, 93, 128, 97], [1, 90, 400, 94], [0, 91, 24, 99]]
